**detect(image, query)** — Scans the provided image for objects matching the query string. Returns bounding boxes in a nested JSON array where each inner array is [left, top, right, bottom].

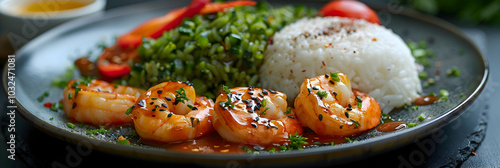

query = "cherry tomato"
[[319, 0, 380, 24]]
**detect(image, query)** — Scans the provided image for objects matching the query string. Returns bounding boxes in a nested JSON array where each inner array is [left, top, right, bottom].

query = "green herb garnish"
[[446, 66, 460, 76], [284, 108, 291, 114], [317, 91, 328, 99], [174, 88, 190, 105], [418, 114, 426, 121], [67, 122, 76, 129], [411, 106, 419, 110], [407, 123, 418, 127], [330, 72, 340, 82]]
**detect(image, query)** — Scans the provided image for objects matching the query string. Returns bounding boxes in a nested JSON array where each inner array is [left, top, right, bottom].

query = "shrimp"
[[62, 79, 145, 125], [294, 72, 381, 137], [212, 87, 303, 146], [130, 81, 214, 143]]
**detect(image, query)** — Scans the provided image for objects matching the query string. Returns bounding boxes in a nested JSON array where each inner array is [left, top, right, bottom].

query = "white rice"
[[259, 17, 422, 113]]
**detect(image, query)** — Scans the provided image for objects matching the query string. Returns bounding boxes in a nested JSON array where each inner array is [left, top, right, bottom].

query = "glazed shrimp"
[[294, 73, 381, 136], [130, 81, 214, 143], [62, 79, 145, 125], [213, 87, 303, 146]]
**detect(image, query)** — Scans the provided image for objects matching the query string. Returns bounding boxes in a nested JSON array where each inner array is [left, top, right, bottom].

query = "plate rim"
[[2, 0, 489, 166]]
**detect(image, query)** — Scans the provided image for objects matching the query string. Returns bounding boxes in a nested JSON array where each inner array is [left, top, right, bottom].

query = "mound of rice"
[[259, 17, 422, 112]]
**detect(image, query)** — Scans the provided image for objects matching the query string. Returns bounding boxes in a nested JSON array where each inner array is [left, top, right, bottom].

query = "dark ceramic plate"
[[3, 0, 488, 167]]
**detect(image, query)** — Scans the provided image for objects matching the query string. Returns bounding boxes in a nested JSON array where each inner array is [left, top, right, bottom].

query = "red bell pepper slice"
[[199, 0, 257, 14], [118, 0, 210, 49], [97, 45, 138, 81]]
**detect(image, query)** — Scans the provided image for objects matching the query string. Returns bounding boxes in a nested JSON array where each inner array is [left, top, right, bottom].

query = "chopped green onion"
[[418, 114, 426, 121], [330, 72, 340, 82], [67, 122, 76, 129], [317, 91, 328, 99], [407, 123, 418, 127]]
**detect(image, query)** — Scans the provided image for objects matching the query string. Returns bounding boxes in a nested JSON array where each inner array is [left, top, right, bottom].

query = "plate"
[[3, 0, 488, 167]]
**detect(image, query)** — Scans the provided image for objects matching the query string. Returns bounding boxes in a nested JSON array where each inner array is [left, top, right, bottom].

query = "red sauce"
[[414, 96, 440, 105], [376, 121, 407, 132]]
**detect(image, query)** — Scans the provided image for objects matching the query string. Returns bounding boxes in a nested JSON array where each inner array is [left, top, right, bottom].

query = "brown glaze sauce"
[[140, 128, 348, 154], [414, 96, 440, 106], [376, 121, 407, 132]]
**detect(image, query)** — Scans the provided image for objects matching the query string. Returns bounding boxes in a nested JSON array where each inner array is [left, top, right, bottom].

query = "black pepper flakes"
[[318, 114, 323, 121], [251, 123, 257, 128]]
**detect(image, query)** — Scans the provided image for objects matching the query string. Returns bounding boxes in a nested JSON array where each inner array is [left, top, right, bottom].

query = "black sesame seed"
[[308, 88, 311, 93], [157, 90, 163, 94], [165, 97, 172, 101], [152, 115, 156, 117], [251, 123, 257, 128], [318, 114, 323, 121], [248, 92, 254, 95], [259, 92, 264, 97], [325, 74, 329, 78], [330, 80, 335, 85], [246, 104, 253, 108], [251, 97, 258, 101], [254, 106, 260, 111], [72, 103, 77, 109], [152, 109, 156, 111], [333, 92, 338, 97], [162, 103, 168, 108], [262, 90, 268, 95], [248, 87, 254, 91], [271, 125, 279, 129], [167, 113, 173, 117], [346, 108, 352, 111], [266, 125, 270, 129], [192, 107, 198, 110], [255, 117, 260, 122], [288, 115, 295, 119], [340, 124, 343, 129], [149, 102, 154, 105], [345, 112, 349, 118], [243, 99, 252, 103], [138, 99, 146, 107], [159, 109, 166, 111], [247, 109, 254, 113], [348, 104, 352, 108], [269, 90, 276, 94], [312, 86, 319, 90]]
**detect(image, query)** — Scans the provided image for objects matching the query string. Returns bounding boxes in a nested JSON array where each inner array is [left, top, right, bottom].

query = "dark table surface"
[[0, 1, 499, 167]]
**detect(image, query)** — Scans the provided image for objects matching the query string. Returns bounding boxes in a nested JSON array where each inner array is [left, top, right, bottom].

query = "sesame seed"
[[346, 108, 352, 111], [72, 103, 77, 109], [251, 123, 257, 128], [159, 109, 166, 111], [248, 87, 254, 91], [157, 90, 163, 94], [149, 102, 154, 105], [318, 114, 323, 121], [152, 109, 156, 111], [165, 97, 172, 101], [254, 117, 260, 122], [330, 80, 335, 85], [288, 115, 295, 119], [248, 92, 254, 95], [152, 115, 155, 117], [269, 90, 276, 94], [162, 103, 168, 108], [262, 90, 269, 95], [247, 110, 254, 113], [312, 86, 319, 90], [325, 74, 329, 78], [345, 112, 349, 118], [167, 113, 173, 117], [259, 92, 264, 97], [192, 107, 198, 110]]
